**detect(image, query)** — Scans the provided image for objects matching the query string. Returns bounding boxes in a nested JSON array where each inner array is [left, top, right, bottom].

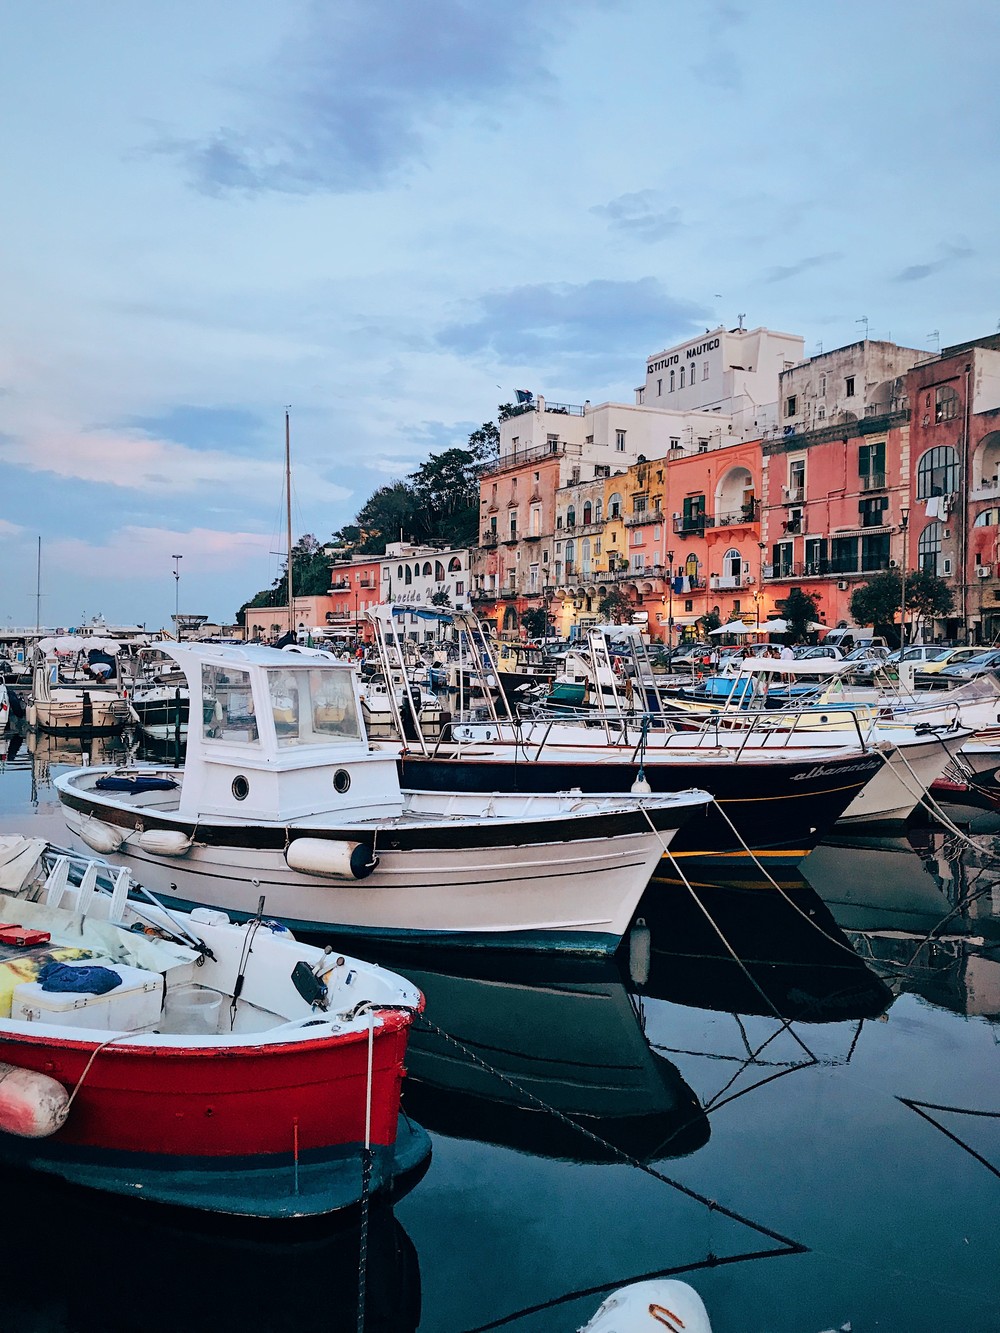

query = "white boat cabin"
[[163, 644, 405, 824]]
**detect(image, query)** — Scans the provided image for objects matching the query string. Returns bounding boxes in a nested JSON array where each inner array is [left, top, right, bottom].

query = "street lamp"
[[899, 509, 909, 648], [665, 548, 675, 648], [171, 554, 182, 632]]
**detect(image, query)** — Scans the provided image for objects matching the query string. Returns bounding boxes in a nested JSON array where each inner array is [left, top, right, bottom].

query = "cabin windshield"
[[266, 667, 362, 747], [202, 666, 259, 744]]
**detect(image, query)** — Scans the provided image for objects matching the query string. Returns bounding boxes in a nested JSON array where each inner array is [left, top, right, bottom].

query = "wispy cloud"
[[764, 252, 843, 284], [0, 422, 348, 503], [0, 519, 23, 539], [591, 191, 682, 243], [149, 0, 587, 197], [437, 278, 707, 369], [46, 526, 275, 580], [893, 243, 975, 283]]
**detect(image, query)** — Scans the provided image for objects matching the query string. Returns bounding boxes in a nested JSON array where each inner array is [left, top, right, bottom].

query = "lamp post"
[[171, 554, 182, 634], [665, 548, 675, 649], [899, 508, 909, 648]]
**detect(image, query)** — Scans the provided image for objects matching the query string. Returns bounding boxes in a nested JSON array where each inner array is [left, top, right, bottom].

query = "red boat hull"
[[0, 1014, 412, 1158]]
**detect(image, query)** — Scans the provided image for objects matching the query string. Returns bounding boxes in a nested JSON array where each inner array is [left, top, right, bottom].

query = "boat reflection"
[[361, 947, 710, 1163], [803, 830, 1000, 1020], [0, 1165, 421, 1333], [633, 871, 893, 1022]]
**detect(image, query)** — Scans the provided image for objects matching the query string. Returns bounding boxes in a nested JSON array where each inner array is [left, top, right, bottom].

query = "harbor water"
[[1, 726, 998, 1332]]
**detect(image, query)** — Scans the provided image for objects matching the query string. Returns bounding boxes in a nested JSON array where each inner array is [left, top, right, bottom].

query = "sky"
[[1, 0, 998, 630]]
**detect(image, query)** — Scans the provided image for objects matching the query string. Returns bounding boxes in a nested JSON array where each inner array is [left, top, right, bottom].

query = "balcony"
[[971, 478, 1000, 502], [782, 486, 805, 504], [672, 515, 709, 536], [715, 501, 760, 528], [709, 574, 743, 591], [625, 509, 664, 527], [763, 562, 804, 580], [860, 473, 887, 492], [481, 532, 498, 547], [330, 580, 350, 591]]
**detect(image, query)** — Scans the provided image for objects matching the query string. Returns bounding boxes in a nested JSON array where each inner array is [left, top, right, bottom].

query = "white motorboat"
[[54, 643, 712, 956]]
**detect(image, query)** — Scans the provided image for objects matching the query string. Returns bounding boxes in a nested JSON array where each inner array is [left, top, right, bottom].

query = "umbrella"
[[759, 617, 826, 633], [708, 621, 756, 637]]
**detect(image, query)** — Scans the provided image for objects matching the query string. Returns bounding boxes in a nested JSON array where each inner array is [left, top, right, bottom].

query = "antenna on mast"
[[285, 407, 294, 638]]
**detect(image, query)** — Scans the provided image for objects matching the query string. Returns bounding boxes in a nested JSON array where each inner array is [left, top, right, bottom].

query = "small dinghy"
[[580, 1279, 712, 1332], [0, 835, 429, 1219]]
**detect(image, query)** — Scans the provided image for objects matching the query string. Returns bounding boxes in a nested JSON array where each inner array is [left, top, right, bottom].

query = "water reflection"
[[361, 947, 710, 1163], [0, 1167, 421, 1333], [804, 830, 1000, 1020]]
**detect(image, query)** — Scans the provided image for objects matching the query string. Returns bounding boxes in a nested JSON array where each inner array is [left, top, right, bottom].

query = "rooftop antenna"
[[928, 330, 940, 352], [737, 313, 745, 330], [856, 315, 869, 340], [815, 340, 823, 355]]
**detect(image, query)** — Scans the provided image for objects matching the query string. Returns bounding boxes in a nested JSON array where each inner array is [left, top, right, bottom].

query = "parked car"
[[938, 648, 1000, 681], [913, 646, 985, 677], [793, 645, 844, 660], [851, 644, 944, 682]]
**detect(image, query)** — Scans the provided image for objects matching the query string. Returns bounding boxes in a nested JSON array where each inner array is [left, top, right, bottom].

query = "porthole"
[[232, 775, 250, 801], [333, 769, 351, 794]]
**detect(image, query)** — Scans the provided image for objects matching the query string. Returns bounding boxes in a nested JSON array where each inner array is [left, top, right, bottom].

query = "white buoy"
[[77, 820, 125, 854], [580, 1279, 712, 1332], [286, 838, 378, 880], [628, 917, 651, 989], [136, 829, 193, 857], [630, 771, 652, 794], [0, 1063, 70, 1139]]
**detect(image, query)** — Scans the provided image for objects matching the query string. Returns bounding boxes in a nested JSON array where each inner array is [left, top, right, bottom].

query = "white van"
[[822, 627, 889, 652]]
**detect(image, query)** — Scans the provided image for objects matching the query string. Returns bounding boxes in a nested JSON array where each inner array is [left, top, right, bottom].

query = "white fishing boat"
[[26, 637, 134, 735], [54, 643, 712, 956], [128, 648, 191, 741]]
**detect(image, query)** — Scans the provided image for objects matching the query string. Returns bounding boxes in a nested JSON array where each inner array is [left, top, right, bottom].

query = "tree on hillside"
[[355, 482, 426, 552], [598, 588, 634, 625], [776, 587, 820, 643], [850, 570, 901, 640], [236, 533, 333, 622], [411, 447, 483, 548]]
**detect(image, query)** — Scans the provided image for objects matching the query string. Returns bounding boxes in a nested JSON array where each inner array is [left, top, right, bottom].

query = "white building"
[[640, 324, 804, 437], [380, 542, 470, 641]]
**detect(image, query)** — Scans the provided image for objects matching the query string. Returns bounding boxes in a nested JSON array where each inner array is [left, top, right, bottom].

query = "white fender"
[[285, 838, 378, 881], [78, 820, 125, 854], [136, 829, 193, 857], [581, 1279, 712, 1332], [0, 1063, 70, 1139]]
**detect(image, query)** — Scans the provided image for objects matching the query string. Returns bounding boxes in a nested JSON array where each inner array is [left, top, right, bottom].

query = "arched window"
[[564, 539, 575, 574], [567, 506, 576, 528], [397, 565, 404, 579], [582, 501, 592, 525], [916, 446, 959, 499], [581, 538, 592, 575], [404, 565, 412, 585], [679, 366, 685, 389], [422, 561, 432, 577], [503, 607, 518, 631], [448, 556, 462, 572], [594, 498, 603, 523], [918, 521, 943, 575], [723, 547, 742, 580], [608, 492, 623, 520], [684, 552, 700, 581], [435, 561, 445, 581], [974, 508, 1000, 527]]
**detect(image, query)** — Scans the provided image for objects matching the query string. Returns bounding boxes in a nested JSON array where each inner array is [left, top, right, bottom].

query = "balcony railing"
[[481, 532, 498, 546], [763, 562, 803, 580], [625, 509, 664, 527], [782, 486, 805, 504], [672, 515, 708, 536], [860, 473, 887, 491], [715, 501, 760, 527]]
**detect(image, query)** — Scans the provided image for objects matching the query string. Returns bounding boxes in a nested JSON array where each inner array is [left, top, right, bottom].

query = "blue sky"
[[1, 0, 997, 628]]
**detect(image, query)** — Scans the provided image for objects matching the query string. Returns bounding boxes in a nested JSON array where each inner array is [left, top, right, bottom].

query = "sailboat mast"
[[285, 408, 294, 637], [35, 536, 41, 633]]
